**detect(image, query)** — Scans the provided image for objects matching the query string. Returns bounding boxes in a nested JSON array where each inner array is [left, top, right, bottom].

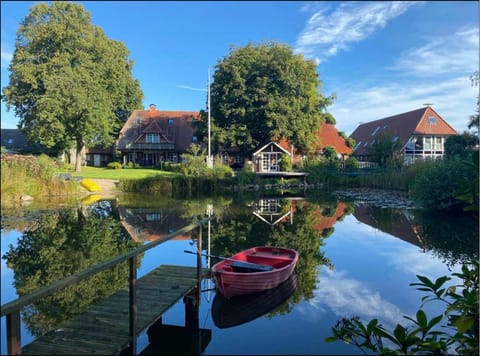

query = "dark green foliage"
[[445, 132, 479, 159], [344, 156, 359, 169], [2, 2, 143, 172], [368, 131, 403, 168], [326, 260, 479, 355], [279, 153, 292, 171], [207, 42, 333, 156], [411, 157, 477, 211], [2, 204, 142, 336]]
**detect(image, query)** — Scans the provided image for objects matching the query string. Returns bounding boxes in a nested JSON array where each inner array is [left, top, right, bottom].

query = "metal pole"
[[207, 67, 212, 168]]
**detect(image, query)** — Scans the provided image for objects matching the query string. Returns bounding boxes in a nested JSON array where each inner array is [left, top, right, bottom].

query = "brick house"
[[116, 104, 201, 167], [349, 106, 457, 165]]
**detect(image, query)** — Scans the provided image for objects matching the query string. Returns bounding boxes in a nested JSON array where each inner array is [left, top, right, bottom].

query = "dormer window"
[[371, 126, 380, 136], [136, 117, 141, 125], [146, 133, 160, 143]]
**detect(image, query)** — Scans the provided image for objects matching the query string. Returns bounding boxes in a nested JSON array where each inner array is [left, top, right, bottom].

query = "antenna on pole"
[[422, 103, 433, 107], [207, 67, 213, 168]]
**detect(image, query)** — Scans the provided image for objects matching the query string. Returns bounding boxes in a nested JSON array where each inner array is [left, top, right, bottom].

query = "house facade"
[[252, 122, 353, 173], [116, 104, 200, 167], [349, 106, 457, 165]]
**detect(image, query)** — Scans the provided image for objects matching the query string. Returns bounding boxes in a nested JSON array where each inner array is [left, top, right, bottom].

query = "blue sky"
[[1, 1, 478, 135]]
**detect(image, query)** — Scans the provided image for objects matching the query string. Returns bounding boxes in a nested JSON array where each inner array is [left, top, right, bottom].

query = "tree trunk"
[[75, 139, 84, 173]]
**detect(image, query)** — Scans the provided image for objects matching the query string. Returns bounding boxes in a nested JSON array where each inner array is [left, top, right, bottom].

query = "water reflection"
[[352, 204, 479, 268], [211, 273, 298, 328], [1, 192, 478, 354], [2, 202, 142, 337]]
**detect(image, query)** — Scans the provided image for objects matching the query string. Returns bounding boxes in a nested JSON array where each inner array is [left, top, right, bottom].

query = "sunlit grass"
[[59, 166, 182, 179]]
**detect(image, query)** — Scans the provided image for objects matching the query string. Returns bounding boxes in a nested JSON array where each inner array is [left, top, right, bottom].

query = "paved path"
[[85, 179, 121, 198]]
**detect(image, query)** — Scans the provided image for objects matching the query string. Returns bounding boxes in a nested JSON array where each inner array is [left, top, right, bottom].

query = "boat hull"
[[211, 246, 299, 298]]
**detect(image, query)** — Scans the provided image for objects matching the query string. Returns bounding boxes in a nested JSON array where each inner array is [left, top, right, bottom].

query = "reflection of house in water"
[[312, 202, 350, 236], [353, 205, 422, 248], [118, 206, 192, 242], [252, 198, 294, 226], [252, 199, 350, 236]]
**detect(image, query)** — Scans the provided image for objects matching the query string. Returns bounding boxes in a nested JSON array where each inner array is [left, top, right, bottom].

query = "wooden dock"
[[21, 264, 208, 355]]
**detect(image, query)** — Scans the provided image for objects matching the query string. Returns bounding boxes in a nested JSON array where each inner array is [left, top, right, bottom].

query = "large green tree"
[[1, 2, 143, 172], [203, 42, 334, 156]]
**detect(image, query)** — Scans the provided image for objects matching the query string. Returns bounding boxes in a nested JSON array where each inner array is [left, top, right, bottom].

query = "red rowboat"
[[211, 246, 299, 299]]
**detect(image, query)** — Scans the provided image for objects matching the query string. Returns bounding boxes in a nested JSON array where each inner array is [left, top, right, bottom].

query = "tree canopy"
[[1, 2, 143, 172], [203, 42, 334, 156]]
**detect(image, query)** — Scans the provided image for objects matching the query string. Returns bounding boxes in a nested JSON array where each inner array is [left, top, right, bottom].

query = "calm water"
[[1, 191, 478, 355]]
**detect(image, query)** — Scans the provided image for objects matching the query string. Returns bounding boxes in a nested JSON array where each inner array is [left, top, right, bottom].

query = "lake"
[[1, 190, 478, 355]]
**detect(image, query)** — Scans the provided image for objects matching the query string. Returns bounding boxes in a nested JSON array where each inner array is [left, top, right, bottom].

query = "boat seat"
[[230, 261, 273, 273]]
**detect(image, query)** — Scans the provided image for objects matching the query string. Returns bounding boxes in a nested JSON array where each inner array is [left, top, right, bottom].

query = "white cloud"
[[176, 84, 207, 92], [330, 71, 477, 136], [388, 27, 479, 77], [302, 268, 405, 329], [295, 1, 419, 63]]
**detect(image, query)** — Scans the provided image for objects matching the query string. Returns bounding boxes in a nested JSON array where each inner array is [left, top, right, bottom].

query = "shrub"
[[279, 154, 292, 172], [344, 156, 359, 169], [411, 159, 468, 211], [106, 162, 122, 170]]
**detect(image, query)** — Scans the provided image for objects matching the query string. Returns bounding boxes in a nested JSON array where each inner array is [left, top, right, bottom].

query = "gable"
[[349, 107, 457, 156], [253, 141, 291, 156], [117, 108, 200, 150], [414, 107, 457, 135]]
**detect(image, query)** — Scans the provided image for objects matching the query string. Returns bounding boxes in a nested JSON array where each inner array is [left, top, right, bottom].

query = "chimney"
[[149, 104, 156, 112]]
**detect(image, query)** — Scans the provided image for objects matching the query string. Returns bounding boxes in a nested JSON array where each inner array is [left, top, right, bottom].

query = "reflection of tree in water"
[[413, 210, 479, 269], [2, 201, 142, 337], [208, 199, 345, 317]]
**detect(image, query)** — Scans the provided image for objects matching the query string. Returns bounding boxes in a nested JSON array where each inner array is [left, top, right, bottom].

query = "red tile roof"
[[349, 107, 457, 156], [276, 122, 352, 156], [315, 123, 352, 155]]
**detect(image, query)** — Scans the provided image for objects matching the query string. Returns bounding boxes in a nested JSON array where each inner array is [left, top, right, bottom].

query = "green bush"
[[106, 162, 122, 170], [344, 156, 359, 169], [279, 154, 292, 171], [37, 154, 58, 180], [411, 159, 469, 211]]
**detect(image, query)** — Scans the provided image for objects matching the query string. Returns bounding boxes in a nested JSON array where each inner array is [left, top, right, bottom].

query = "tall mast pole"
[[207, 67, 212, 168]]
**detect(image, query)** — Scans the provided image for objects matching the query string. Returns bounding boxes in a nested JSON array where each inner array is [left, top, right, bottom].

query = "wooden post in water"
[[128, 255, 137, 355], [6, 310, 21, 355]]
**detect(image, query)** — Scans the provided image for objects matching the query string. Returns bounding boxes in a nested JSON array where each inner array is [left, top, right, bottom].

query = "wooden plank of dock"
[[22, 265, 207, 355]]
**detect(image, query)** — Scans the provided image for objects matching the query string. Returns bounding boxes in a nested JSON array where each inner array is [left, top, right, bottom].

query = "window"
[[168, 119, 174, 125], [136, 117, 141, 124], [7, 138, 13, 144], [428, 116, 437, 125], [146, 133, 160, 143], [146, 213, 161, 221], [354, 141, 362, 150], [192, 135, 198, 142], [371, 126, 381, 136], [424, 137, 432, 150], [392, 136, 399, 142]]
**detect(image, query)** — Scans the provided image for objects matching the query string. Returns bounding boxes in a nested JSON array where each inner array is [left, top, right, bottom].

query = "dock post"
[[6, 310, 21, 355], [128, 255, 137, 355]]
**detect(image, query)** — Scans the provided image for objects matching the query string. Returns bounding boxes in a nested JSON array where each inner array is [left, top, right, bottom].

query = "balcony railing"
[[125, 143, 175, 150]]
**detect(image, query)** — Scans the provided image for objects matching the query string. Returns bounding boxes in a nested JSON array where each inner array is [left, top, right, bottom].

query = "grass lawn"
[[58, 166, 182, 179]]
